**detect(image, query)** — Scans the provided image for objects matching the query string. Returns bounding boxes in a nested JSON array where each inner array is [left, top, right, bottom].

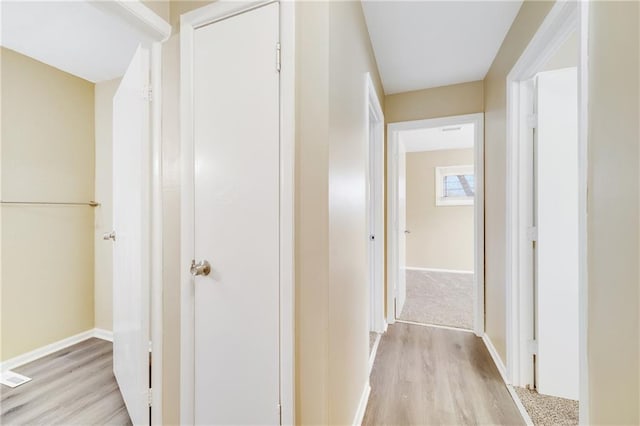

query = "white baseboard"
[[481, 333, 508, 383], [406, 266, 474, 274], [368, 333, 382, 374], [93, 328, 114, 342], [353, 381, 371, 426], [482, 334, 533, 426], [0, 328, 113, 372], [397, 319, 474, 334], [506, 383, 535, 426]]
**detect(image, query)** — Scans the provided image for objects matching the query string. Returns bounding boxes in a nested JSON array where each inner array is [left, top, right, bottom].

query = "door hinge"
[[276, 43, 281, 72], [148, 388, 153, 407], [527, 113, 538, 129], [527, 226, 538, 242], [528, 339, 538, 355], [143, 87, 153, 102], [278, 403, 282, 424]]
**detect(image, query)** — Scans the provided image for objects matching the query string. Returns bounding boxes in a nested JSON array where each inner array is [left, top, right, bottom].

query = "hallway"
[[363, 322, 523, 425]]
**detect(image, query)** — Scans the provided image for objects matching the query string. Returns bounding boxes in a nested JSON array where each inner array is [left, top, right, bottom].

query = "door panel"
[[112, 45, 150, 425], [396, 143, 407, 317], [193, 3, 280, 424], [535, 67, 579, 400]]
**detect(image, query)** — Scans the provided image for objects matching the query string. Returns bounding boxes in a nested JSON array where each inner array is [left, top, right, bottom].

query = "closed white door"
[[112, 45, 150, 425], [535, 67, 579, 400], [192, 3, 281, 424], [368, 114, 377, 329], [396, 143, 407, 317]]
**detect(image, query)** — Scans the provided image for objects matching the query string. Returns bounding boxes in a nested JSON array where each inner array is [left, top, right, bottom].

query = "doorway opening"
[[0, 2, 169, 425], [387, 113, 484, 336], [505, 1, 587, 424]]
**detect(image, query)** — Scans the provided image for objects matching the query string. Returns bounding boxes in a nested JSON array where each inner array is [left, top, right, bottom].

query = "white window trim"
[[435, 165, 475, 206]]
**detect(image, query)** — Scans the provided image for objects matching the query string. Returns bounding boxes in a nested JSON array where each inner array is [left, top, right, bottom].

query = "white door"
[[192, 3, 281, 424], [396, 142, 407, 317], [535, 67, 579, 400], [368, 113, 377, 330], [112, 45, 150, 425]]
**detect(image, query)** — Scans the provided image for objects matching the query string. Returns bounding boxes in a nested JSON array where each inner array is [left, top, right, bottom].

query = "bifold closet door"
[[535, 67, 579, 400], [192, 3, 281, 424]]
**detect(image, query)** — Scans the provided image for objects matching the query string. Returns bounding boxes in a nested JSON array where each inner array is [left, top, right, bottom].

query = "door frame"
[[504, 0, 588, 421], [386, 113, 485, 337], [365, 72, 386, 334], [179, 1, 295, 424]]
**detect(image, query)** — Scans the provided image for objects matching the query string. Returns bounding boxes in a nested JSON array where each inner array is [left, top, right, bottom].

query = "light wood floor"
[[1, 338, 131, 425], [363, 322, 525, 426]]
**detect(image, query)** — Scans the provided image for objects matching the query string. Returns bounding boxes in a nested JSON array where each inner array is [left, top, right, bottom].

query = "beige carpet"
[[515, 387, 578, 425], [397, 269, 473, 329]]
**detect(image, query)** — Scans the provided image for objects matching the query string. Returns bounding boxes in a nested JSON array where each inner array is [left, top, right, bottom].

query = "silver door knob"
[[190, 260, 211, 277], [103, 231, 116, 241], [404, 229, 411, 234]]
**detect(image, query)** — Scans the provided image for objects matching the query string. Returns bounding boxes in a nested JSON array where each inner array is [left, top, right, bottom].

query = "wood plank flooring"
[[1, 338, 131, 425], [363, 322, 525, 426]]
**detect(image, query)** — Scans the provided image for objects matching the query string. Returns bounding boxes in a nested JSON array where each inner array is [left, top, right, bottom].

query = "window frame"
[[435, 164, 475, 206]]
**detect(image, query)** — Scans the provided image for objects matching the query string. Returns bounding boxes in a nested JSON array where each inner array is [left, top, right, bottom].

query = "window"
[[435, 165, 475, 206]]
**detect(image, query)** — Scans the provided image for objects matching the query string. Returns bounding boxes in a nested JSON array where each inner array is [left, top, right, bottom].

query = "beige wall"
[[94, 78, 120, 332], [385, 80, 484, 124], [0, 48, 95, 361], [327, 2, 384, 424], [295, 2, 330, 423], [406, 149, 474, 271], [586, 1, 639, 423], [483, 0, 554, 362], [142, 0, 170, 23]]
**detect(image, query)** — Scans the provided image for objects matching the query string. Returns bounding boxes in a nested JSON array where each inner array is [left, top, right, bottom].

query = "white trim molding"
[[94, 328, 114, 342], [368, 333, 382, 374], [353, 381, 372, 426], [0, 328, 114, 372], [504, 1, 588, 422], [90, 1, 171, 42], [180, 2, 295, 424], [482, 334, 508, 384], [387, 113, 485, 337]]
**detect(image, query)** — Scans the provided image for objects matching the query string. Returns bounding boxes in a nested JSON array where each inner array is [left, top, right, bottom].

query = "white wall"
[[94, 78, 120, 332]]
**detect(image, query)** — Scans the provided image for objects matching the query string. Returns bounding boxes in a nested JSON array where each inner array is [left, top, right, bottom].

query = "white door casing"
[[504, 7, 589, 420], [387, 113, 485, 334], [535, 67, 579, 400], [112, 45, 150, 426], [191, 3, 280, 424]]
